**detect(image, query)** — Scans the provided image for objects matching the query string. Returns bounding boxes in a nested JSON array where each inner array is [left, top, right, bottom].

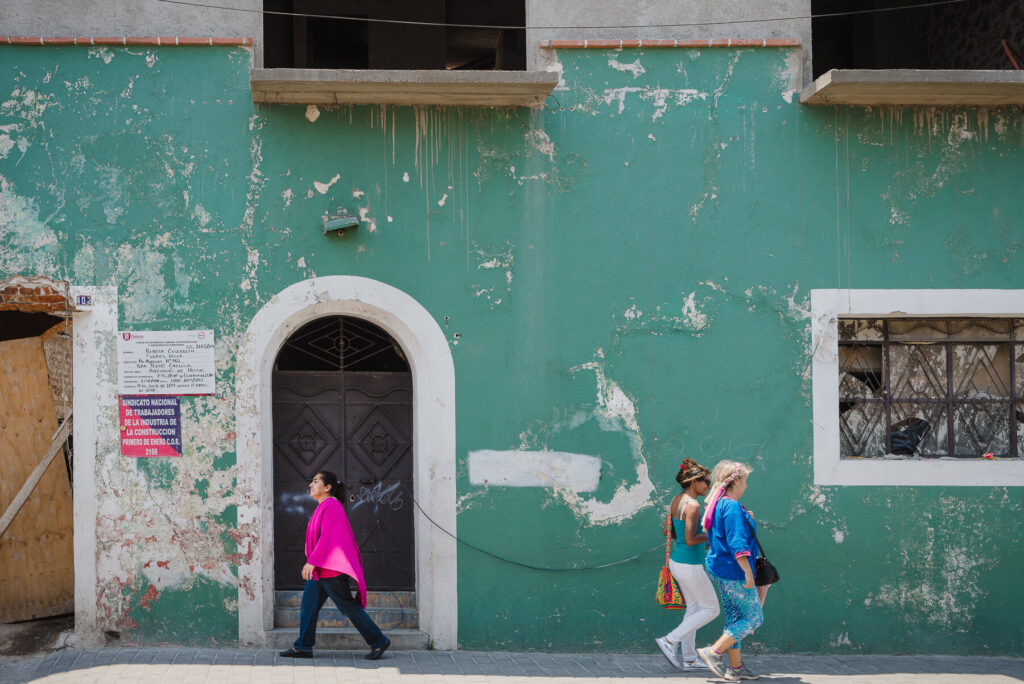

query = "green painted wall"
[[1, 44, 1022, 653]]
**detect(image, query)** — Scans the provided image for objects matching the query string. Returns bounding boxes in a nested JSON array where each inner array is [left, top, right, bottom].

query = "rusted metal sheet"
[[0, 337, 74, 623]]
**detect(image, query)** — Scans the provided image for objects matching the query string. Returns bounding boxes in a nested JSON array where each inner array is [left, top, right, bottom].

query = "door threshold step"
[[267, 628, 429, 651], [274, 590, 416, 609], [274, 605, 418, 630]]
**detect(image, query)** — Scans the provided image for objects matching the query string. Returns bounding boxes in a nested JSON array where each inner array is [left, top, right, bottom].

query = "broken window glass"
[[838, 318, 1023, 459]]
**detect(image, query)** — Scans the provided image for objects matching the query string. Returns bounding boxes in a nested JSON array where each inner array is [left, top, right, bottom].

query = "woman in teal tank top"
[[655, 459, 721, 671]]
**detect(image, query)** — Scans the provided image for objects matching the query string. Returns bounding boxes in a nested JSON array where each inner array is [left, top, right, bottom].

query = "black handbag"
[[744, 514, 780, 586]]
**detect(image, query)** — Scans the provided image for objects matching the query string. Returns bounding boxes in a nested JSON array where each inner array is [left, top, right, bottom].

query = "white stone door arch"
[[235, 276, 457, 649]]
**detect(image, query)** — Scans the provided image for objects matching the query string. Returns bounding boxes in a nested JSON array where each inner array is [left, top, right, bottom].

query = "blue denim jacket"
[[704, 497, 759, 581]]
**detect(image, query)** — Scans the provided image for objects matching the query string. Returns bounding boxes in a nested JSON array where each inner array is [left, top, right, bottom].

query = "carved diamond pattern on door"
[[348, 405, 410, 474], [275, 405, 339, 474]]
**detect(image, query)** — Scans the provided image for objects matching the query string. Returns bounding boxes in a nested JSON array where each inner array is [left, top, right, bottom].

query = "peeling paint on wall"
[[552, 352, 656, 525], [3, 42, 1023, 654]]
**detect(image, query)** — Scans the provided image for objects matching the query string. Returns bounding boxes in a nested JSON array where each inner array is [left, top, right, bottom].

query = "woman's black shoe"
[[365, 637, 391, 660], [279, 648, 313, 658]]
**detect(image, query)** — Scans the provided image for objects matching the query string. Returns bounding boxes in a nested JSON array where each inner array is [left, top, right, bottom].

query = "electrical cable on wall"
[[410, 495, 665, 572], [151, 0, 967, 30], [406, 286, 827, 571]]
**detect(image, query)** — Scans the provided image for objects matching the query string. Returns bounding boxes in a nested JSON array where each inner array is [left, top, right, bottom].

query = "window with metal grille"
[[839, 318, 1024, 459], [274, 316, 409, 372]]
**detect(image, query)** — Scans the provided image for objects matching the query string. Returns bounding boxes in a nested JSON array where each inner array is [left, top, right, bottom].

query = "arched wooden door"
[[272, 316, 413, 591]]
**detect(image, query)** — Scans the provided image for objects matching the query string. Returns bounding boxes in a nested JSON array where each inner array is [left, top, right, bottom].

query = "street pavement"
[[1, 648, 1022, 683]]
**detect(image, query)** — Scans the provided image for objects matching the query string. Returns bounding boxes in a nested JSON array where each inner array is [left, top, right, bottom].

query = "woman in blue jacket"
[[697, 461, 762, 681]]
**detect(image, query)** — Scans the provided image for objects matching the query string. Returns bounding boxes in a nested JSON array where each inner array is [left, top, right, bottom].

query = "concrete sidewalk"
[[1, 648, 1022, 683]]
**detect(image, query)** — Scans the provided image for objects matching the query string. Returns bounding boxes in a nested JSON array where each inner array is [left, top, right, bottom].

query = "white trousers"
[[665, 560, 721, 661]]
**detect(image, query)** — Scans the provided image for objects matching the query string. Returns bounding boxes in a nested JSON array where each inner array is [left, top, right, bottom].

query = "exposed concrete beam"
[[801, 69, 1024, 106], [250, 69, 559, 107]]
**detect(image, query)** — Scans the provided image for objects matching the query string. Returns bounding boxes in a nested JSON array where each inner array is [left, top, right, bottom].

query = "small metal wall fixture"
[[322, 208, 359, 236]]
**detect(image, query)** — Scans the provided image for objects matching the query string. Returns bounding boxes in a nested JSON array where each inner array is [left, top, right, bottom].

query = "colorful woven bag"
[[655, 514, 685, 610]]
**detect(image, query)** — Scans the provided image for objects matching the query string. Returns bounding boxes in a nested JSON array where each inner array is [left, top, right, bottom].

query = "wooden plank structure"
[[0, 336, 74, 623]]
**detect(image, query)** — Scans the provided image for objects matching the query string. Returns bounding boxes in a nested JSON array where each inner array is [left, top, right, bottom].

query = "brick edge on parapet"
[[542, 39, 800, 49], [1, 36, 253, 46]]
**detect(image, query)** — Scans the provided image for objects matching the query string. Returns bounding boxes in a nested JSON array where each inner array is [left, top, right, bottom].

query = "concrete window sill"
[[250, 69, 559, 107], [800, 69, 1024, 106]]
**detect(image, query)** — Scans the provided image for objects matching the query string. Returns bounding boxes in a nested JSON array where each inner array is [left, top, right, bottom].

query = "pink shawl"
[[305, 497, 368, 608]]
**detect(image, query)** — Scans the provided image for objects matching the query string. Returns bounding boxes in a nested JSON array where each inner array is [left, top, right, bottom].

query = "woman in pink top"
[[279, 471, 391, 660]]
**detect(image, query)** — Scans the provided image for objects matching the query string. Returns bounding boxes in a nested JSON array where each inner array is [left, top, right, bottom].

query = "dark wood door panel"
[[273, 369, 414, 591]]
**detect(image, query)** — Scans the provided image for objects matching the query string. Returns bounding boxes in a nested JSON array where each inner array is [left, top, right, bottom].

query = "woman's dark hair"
[[668, 458, 712, 539], [316, 470, 345, 501], [676, 458, 710, 489]]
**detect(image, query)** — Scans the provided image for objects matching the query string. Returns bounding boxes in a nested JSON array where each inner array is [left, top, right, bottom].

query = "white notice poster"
[[117, 330, 216, 395]]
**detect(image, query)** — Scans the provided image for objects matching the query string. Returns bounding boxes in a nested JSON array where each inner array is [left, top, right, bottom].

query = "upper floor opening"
[[802, 0, 1024, 105], [263, 0, 526, 71], [811, 0, 1022, 78]]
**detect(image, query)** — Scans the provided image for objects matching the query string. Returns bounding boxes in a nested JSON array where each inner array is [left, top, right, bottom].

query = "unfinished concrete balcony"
[[249, 68, 558, 107], [800, 69, 1024, 106]]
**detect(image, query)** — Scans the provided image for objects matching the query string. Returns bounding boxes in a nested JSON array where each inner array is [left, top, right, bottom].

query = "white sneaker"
[[655, 637, 683, 669], [697, 647, 727, 678], [682, 657, 710, 670]]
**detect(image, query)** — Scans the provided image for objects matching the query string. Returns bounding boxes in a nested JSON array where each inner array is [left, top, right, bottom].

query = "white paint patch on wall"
[[558, 353, 656, 526], [468, 450, 601, 491], [314, 173, 340, 194], [601, 86, 707, 120], [528, 130, 556, 161], [680, 291, 711, 334], [608, 57, 646, 78]]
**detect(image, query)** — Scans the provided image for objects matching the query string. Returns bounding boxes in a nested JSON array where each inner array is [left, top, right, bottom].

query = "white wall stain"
[[314, 173, 340, 195], [468, 450, 602, 491], [455, 489, 489, 514], [601, 86, 708, 121], [281, 188, 293, 207], [88, 47, 114, 64], [2, 87, 57, 128], [471, 242, 514, 308], [509, 164, 548, 185], [528, 130, 556, 162], [358, 206, 377, 233], [238, 112, 267, 240], [239, 247, 260, 293], [0, 173, 59, 275], [689, 188, 718, 220], [305, 104, 320, 123], [710, 52, 742, 121], [95, 164, 125, 224], [680, 291, 710, 334], [119, 75, 138, 100], [608, 57, 646, 79], [544, 351, 656, 526], [113, 242, 168, 321], [192, 203, 211, 227], [830, 632, 853, 647], [774, 49, 803, 103]]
